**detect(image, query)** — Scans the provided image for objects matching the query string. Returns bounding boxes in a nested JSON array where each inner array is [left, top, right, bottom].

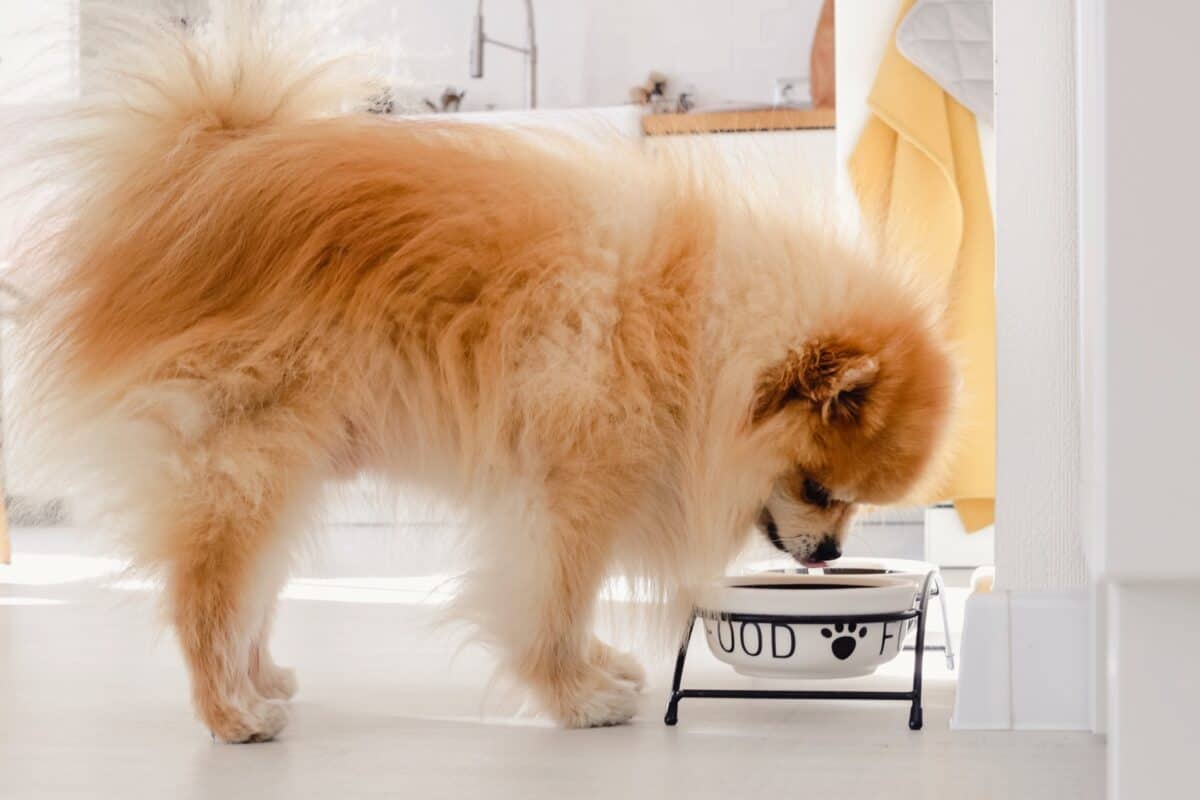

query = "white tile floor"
[[1, 528, 1104, 799]]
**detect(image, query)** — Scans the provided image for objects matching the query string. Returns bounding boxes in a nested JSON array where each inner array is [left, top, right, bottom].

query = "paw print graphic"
[[821, 621, 868, 660]]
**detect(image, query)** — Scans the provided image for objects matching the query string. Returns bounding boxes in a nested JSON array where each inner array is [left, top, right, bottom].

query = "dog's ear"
[[752, 340, 880, 425]]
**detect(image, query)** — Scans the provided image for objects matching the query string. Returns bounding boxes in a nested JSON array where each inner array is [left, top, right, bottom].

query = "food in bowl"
[[698, 574, 919, 679]]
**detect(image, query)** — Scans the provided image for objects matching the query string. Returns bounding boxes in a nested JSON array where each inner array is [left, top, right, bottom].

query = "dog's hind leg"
[[155, 413, 320, 743]]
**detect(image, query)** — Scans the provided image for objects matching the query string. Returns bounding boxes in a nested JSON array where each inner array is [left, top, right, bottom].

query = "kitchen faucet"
[[469, 0, 538, 109]]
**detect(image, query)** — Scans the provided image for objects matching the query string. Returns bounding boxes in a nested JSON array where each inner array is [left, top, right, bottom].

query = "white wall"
[[1079, 0, 1200, 793], [285, 0, 823, 111], [72, 1, 823, 110], [1095, 3, 1200, 583], [577, 0, 823, 110], [284, 0, 589, 110]]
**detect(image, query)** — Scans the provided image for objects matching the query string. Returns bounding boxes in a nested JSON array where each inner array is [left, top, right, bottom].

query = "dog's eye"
[[802, 477, 832, 508]]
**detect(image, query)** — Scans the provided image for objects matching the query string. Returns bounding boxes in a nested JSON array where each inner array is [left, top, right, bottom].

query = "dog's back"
[[18, 7, 711, 487]]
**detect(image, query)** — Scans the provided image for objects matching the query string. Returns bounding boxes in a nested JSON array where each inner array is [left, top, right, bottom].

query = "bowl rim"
[[701, 573, 918, 617]]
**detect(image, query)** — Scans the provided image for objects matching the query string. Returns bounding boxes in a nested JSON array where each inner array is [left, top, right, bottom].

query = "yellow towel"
[[848, 0, 995, 532]]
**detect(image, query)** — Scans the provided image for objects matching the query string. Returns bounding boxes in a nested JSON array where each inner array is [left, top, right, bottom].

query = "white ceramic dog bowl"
[[698, 574, 919, 679]]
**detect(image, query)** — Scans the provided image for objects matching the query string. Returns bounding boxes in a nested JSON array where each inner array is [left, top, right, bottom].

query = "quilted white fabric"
[[896, 0, 994, 123]]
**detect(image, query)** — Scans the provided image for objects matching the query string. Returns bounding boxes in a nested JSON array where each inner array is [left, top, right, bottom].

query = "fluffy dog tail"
[[7, 5, 363, 521], [19, 5, 357, 369]]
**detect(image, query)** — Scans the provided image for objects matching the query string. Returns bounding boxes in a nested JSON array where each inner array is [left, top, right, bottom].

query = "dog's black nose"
[[811, 537, 842, 562]]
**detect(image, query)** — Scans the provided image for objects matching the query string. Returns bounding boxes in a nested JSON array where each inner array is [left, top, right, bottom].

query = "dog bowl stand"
[[664, 570, 938, 730]]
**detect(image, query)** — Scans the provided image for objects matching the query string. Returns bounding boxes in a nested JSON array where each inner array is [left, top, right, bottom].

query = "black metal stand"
[[664, 570, 937, 730]]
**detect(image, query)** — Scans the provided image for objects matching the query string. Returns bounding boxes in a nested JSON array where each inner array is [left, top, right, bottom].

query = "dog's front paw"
[[252, 664, 298, 701], [590, 639, 647, 692], [554, 668, 639, 729], [205, 698, 290, 744]]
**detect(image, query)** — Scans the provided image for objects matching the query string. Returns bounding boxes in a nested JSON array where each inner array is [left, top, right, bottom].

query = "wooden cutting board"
[[642, 108, 835, 136]]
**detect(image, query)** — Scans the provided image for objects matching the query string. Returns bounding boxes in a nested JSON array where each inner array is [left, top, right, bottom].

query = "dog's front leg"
[[470, 512, 642, 727], [520, 534, 642, 728]]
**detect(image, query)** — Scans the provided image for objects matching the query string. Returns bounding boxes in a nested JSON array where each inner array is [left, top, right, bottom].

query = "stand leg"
[[907, 571, 935, 730], [908, 705, 924, 730], [933, 571, 956, 670], [664, 698, 681, 726], [663, 615, 696, 726]]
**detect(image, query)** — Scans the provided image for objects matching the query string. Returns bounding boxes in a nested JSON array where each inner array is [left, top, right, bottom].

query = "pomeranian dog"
[[11, 10, 956, 742]]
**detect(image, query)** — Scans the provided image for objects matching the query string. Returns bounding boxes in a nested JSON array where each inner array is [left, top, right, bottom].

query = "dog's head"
[[748, 321, 956, 565]]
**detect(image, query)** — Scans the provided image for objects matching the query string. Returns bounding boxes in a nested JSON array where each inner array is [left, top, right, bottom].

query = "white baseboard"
[[950, 591, 1010, 728], [1108, 581, 1200, 798], [952, 588, 1091, 730]]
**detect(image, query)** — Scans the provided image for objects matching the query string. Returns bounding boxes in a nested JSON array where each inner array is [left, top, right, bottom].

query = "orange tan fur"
[[11, 11, 957, 741]]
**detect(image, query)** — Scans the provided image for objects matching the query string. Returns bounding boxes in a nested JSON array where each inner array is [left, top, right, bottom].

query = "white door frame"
[[1078, 1, 1200, 796]]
